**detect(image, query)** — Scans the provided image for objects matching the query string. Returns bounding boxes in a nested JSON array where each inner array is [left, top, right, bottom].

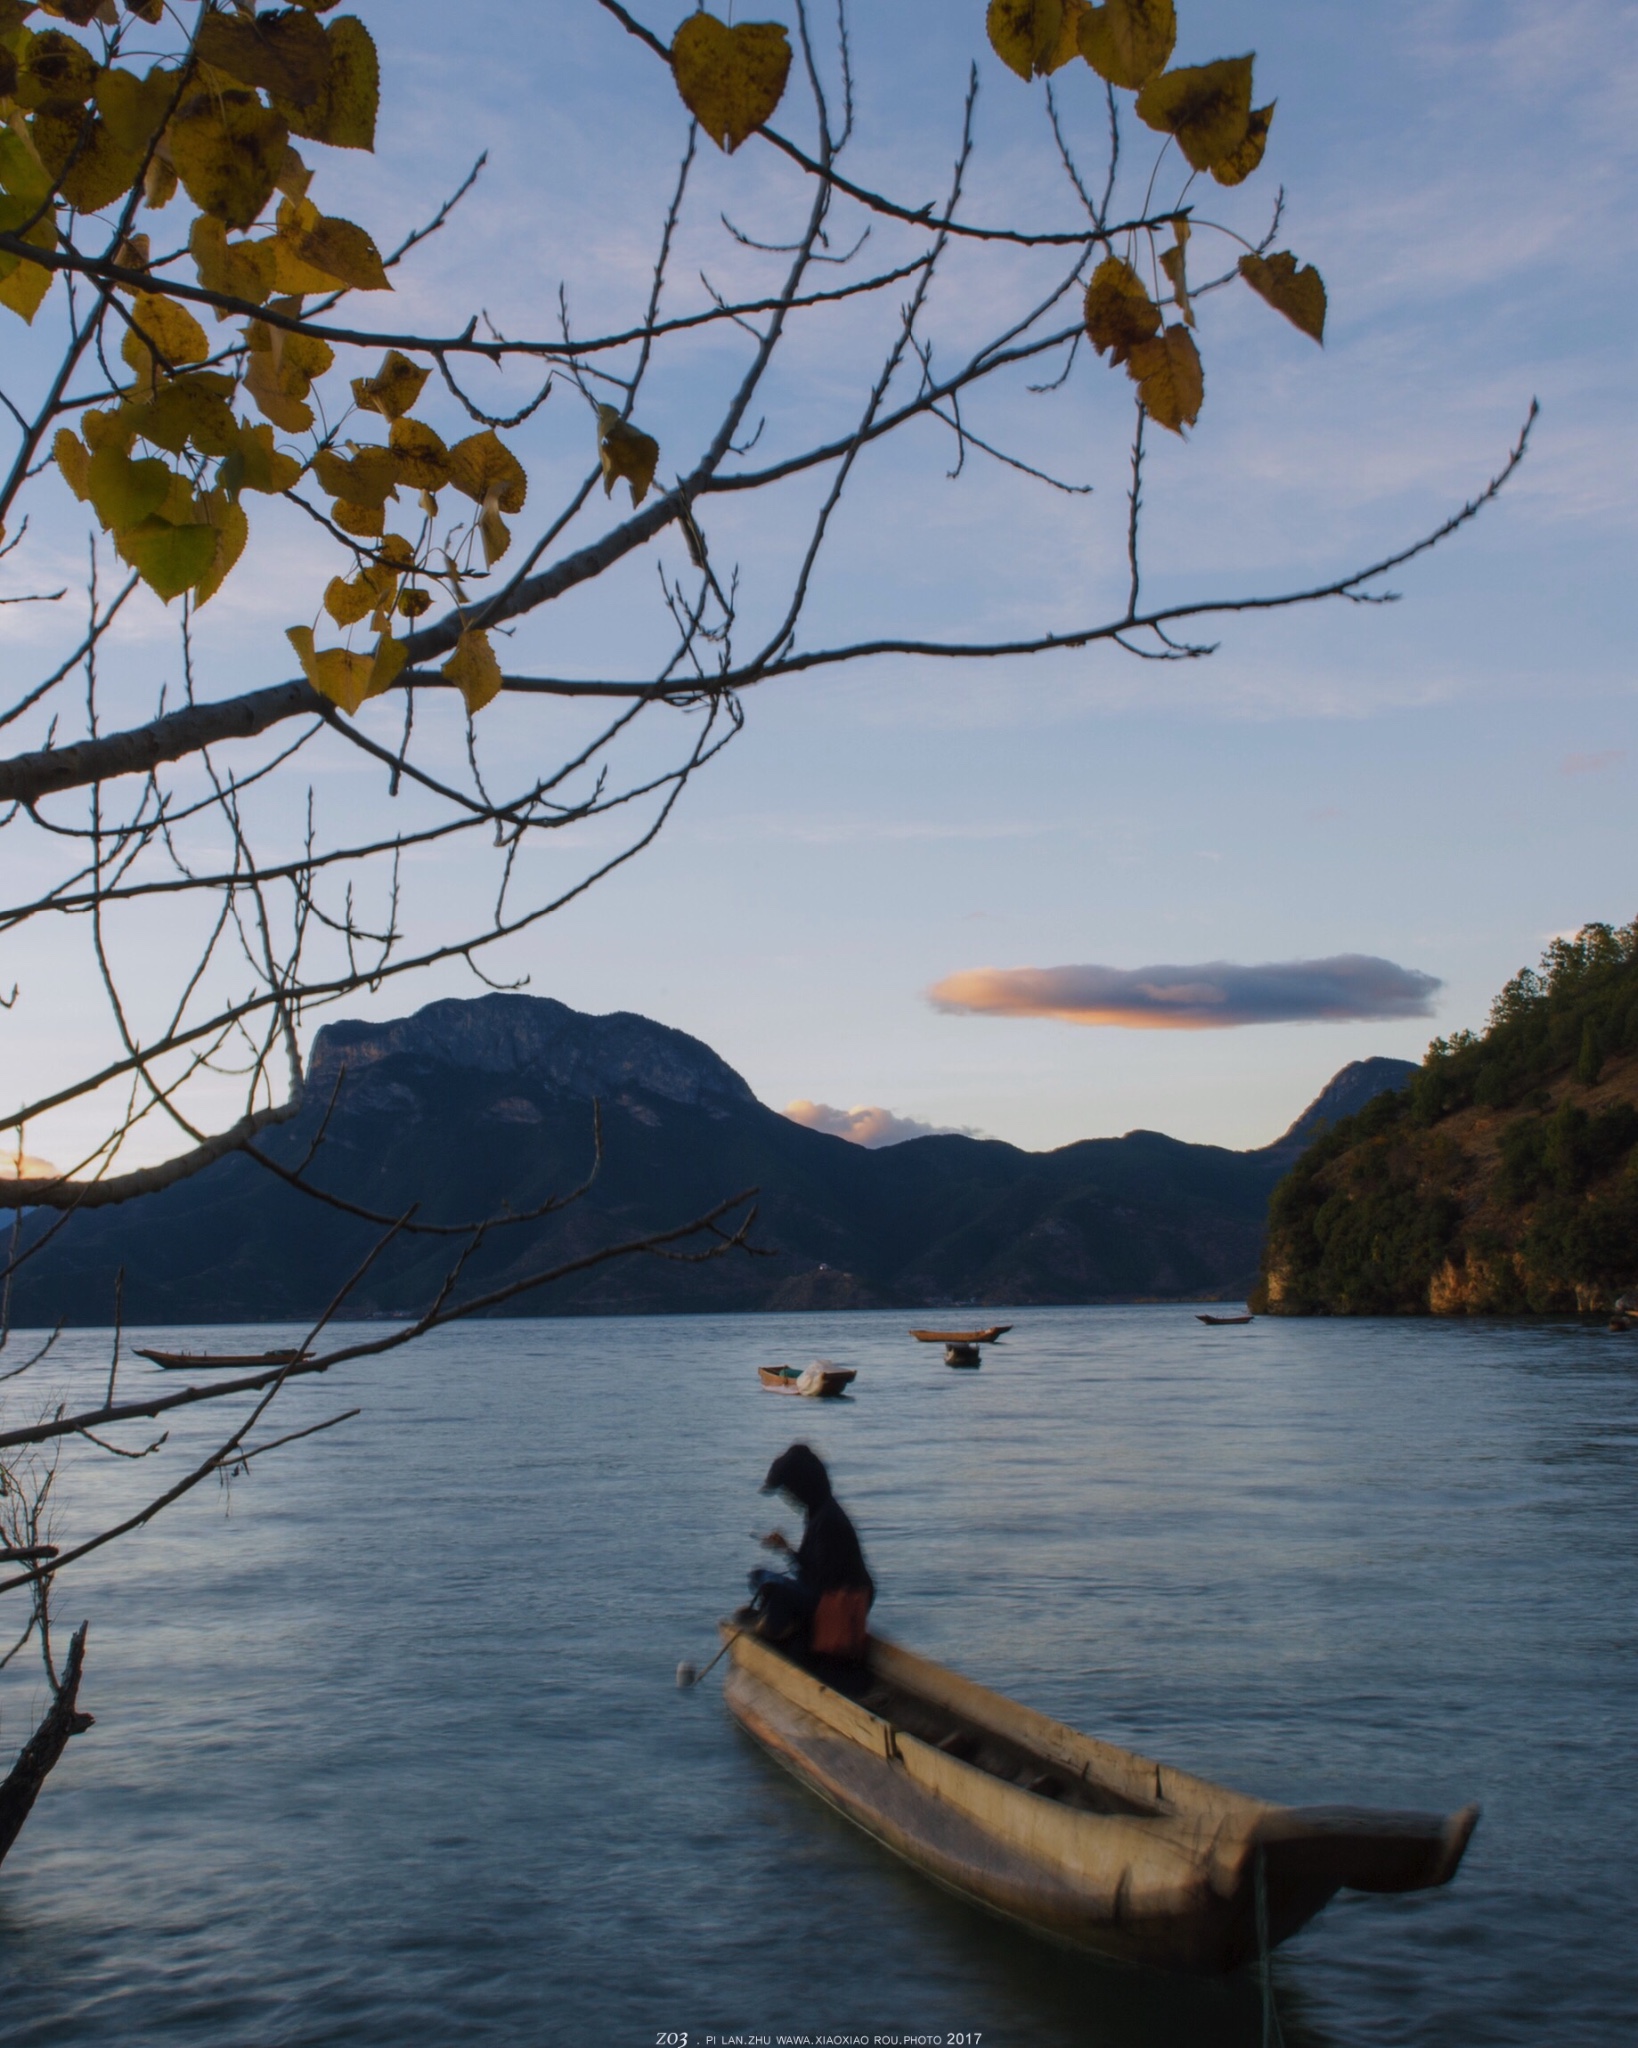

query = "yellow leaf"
[[311, 443, 399, 509], [353, 350, 427, 421], [441, 628, 503, 715], [446, 429, 526, 511], [287, 623, 374, 714], [81, 405, 137, 458], [14, 29, 97, 110], [986, 0, 1063, 80], [323, 571, 378, 626], [53, 426, 90, 501], [167, 88, 288, 229], [364, 630, 407, 698], [478, 498, 509, 567], [273, 14, 378, 151], [595, 405, 658, 507], [244, 345, 314, 432], [120, 291, 209, 388], [1082, 255, 1160, 365], [116, 515, 217, 601], [93, 63, 177, 153], [189, 216, 275, 313], [671, 13, 791, 154], [30, 104, 143, 212], [396, 586, 432, 619], [275, 144, 313, 201], [281, 327, 336, 382], [233, 421, 303, 495], [387, 420, 449, 495], [1158, 216, 1192, 326], [192, 491, 248, 608], [292, 211, 387, 291], [195, 7, 330, 108], [134, 372, 241, 458], [1238, 250, 1325, 342], [1134, 55, 1254, 174], [1046, 0, 1092, 72], [1076, 0, 1174, 89], [0, 246, 53, 323], [1212, 100, 1272, 187], [1127, 321, 1202, 433], [332, 499, 384, 538], [143, 155, 178, 210]]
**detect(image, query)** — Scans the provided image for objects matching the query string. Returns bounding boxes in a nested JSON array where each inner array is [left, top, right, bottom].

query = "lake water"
[[0, 1307, 1632, 2046]]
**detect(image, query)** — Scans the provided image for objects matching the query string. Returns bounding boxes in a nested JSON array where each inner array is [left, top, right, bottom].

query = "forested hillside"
[[1256, 923, 1638, 1315]]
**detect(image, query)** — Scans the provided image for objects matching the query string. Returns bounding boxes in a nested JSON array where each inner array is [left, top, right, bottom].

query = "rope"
[[1255, 1846, 1287, 2048]]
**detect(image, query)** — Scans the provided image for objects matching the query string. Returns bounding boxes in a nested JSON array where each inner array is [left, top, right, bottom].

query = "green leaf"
[[116, 516, 218, 601], [86, 444, 172, 531]]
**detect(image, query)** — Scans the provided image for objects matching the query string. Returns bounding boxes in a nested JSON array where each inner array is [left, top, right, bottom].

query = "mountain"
[[1258, 1057, 1418, 1159], [12, 994, 1410, 1325], [1256, 922, 1638, 1316]]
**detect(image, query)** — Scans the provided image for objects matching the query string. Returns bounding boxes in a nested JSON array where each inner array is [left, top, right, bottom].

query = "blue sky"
[[2, 0, 1634, 1163]]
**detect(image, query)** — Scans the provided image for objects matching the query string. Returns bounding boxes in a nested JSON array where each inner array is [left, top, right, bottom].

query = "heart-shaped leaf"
[[1135, 55, 1254, 174], [671, 13, 791, 155], [1239, 251, 1325, 342], [1077, 0, 1174, 90]]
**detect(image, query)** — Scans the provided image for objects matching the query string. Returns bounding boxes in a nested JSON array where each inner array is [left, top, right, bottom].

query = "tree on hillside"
[[0, 0, 1528, 1855]]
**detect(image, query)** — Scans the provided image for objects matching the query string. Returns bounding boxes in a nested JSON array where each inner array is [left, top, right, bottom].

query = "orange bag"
[[810, 1586, 871, 1659]]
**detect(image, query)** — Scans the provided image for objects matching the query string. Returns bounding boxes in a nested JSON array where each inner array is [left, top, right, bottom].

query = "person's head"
[[761, 1442, 832, 1513]]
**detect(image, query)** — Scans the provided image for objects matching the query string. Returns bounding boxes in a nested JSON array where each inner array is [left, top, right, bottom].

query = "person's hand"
[[760, 1529, 791, 1553]]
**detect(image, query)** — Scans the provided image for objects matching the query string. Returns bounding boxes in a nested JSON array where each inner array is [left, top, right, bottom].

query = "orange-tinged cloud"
[[928, 955, 1442, 1029], [784, 1100, 968, 1148], [0, 1153, 59, 1179]]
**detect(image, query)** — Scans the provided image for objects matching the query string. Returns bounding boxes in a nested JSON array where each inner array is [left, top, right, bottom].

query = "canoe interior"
[[723, 1627, 1478, 1975], [757, 1366, 856, 1397]]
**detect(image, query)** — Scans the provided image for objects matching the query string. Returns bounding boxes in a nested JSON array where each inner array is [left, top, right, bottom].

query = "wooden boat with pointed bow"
[[137, 1348, 306, 1371], [721, 1627, 1477, 1974], [909, 1325, 1012, 1345]]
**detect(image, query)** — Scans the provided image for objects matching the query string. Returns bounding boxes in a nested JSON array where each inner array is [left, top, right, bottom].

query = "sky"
[[2, 0, 1635, 1166]]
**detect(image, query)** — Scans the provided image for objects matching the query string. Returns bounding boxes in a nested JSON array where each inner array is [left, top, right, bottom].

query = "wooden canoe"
[[1196, 1314, 1254, 1327], [722, 1627, 1478, 1976], [758, 1365, 857, 1398], [910, 1325, 1012, 1345], [137, 1348, 306, 1371]]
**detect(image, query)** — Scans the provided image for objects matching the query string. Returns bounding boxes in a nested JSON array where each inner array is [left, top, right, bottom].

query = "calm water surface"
[[0, 1307, 1633, 2046]]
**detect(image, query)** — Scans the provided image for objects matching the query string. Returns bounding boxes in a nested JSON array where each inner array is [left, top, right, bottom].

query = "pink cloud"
[[784, 1100, 967, 1148]]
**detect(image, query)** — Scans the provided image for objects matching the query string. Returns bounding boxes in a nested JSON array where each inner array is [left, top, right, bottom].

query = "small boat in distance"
[[137, 1348, 307, 1371], [909, 1325, 1012, 1345], [944, 1343, 982, 1369], [1197, 1314, 1255, 1326], [722, 1626, 1478, 1975], [758, 1364, 857, 1399]]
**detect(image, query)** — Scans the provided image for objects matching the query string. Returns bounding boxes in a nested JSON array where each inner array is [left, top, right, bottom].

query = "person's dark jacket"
[[763, 1444, 874, 1605]]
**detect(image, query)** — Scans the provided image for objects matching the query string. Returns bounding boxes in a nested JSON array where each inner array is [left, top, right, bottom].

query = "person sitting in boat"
[[749, 1443, 875, 1660]]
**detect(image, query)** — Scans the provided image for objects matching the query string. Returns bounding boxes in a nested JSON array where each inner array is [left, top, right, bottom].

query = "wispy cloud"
[[1562, 749, 1625, 776], [928, 956, 1442, 1030], [783, 1099, 974, 1148]]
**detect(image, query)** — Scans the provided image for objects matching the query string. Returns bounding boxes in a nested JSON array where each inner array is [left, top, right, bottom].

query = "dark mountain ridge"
[[13, 995, 1411, 1324]]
